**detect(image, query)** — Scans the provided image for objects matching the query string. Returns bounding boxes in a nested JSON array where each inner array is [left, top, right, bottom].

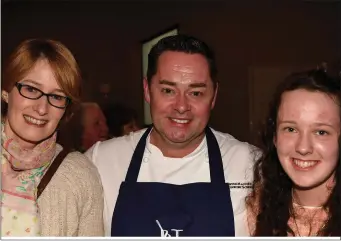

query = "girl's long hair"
[[246, 69, 340, 236]]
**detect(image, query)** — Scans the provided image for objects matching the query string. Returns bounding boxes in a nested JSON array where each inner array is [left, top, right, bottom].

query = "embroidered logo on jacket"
[[228, 182, 252, 189]]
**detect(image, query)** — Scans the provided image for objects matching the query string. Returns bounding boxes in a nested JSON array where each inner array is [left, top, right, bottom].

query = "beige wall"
[[2, 0, 339, 143]]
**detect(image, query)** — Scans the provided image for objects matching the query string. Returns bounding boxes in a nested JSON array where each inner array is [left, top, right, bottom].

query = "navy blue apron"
[[111, 126, 235, 237]]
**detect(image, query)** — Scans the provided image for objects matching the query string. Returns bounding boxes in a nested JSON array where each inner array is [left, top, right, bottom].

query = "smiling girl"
[[246, 69, 340, 236]]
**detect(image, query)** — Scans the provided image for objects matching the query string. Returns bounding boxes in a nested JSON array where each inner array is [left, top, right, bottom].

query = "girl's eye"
[[284, 127, 296, 132], [316, 130, 328, 136]]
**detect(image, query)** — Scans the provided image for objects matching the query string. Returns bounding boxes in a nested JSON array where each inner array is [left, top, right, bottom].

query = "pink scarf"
[[1, 123, 57, 236]]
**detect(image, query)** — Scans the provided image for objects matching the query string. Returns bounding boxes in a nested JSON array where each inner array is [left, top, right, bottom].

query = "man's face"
[[144, 51, 217, 149]]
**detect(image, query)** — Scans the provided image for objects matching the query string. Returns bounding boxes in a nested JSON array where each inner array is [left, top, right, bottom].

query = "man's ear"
[[143, 77, 151, 104], [1, 90, 9, 103], [211, 82, 219, 109], [273, 135, 277, 147]]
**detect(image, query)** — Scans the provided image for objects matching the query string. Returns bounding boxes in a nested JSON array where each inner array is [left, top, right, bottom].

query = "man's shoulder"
[[100, 128, 147, 152], [85, 128, 148, 166], [210, 127, 256, 154], [210, 127, 258, 179]]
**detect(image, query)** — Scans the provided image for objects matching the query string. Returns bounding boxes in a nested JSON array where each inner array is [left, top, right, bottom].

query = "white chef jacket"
[[85, 127, 255, 236]]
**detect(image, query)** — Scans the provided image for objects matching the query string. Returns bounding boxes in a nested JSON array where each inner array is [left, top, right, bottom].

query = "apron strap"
[[125, 127, 153, 182], [205, 127, 226, 184]]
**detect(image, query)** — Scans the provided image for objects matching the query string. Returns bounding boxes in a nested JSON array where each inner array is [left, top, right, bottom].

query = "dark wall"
[[2, 0, 339, 142]]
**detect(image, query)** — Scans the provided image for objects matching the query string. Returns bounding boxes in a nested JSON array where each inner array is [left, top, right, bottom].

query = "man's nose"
[[174, 94, 190, 114]]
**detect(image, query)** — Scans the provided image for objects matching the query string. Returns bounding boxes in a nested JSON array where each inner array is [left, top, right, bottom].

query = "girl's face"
[[275, 89, 340, 190]]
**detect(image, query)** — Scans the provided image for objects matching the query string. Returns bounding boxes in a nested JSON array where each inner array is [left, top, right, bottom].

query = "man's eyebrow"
[[189, 83, 207, 88], [159, 80, 176, 86], [159, 80, 207, 88]]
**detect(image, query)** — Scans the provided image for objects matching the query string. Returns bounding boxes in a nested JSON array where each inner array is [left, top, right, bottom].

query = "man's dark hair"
[[147, 34, 218, 88]]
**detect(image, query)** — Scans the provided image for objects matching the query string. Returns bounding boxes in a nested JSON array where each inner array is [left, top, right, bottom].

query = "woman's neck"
[[3, 120, 37, 150], [292, 173, 335, 207]]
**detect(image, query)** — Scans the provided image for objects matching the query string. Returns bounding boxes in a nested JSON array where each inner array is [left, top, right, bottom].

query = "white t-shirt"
[[85, 127, 255, 236]]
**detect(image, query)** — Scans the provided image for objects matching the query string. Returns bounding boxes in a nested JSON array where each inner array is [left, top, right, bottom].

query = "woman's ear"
[[1, 90, 9, 103]]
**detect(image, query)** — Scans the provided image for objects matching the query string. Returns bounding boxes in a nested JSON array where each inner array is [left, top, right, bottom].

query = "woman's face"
[[275, 89, 340, 190], [2, 59, 67, 149]]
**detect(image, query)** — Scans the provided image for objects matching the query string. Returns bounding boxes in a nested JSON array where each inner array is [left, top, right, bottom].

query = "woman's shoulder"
[[50, 147, 103, 193], [62, 150, 99, 174], [38, 147, 104, 236]]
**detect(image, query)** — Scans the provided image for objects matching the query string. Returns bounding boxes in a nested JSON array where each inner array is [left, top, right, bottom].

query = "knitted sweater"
[[37, 145, 104, 236]]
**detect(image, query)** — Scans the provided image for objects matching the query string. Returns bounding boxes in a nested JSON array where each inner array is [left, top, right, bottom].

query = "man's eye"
[[161, 88, 174, 94], [191, 91, 202, 97]]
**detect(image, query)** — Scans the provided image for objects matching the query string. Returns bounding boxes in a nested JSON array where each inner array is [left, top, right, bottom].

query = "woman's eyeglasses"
[[15, 82, 71, 109]]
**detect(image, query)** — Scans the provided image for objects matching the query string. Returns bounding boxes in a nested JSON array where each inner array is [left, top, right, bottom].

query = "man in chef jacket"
[[85, 34, 255, 237]]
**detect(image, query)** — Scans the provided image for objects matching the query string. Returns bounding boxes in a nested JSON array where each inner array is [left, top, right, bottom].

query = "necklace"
[[292, 211, 326, 237], [291, 191, 326, 236], [291, 189, 323, 208]]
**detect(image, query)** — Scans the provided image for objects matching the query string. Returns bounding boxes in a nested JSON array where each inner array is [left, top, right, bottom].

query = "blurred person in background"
[[102, 102, 140, 137], [58, 102, 109, 152]]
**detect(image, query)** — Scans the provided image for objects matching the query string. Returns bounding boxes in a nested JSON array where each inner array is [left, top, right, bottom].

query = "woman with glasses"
[[246, 69, 340, 236], [1, 39, 104, 236]]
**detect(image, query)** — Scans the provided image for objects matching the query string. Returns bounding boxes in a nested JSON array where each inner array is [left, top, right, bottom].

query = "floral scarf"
[[1, 123, 57, 236]]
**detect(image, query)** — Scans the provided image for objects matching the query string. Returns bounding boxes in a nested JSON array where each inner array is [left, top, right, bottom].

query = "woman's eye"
[[50, 94, 63, 100], [24, 86, 37, 92]]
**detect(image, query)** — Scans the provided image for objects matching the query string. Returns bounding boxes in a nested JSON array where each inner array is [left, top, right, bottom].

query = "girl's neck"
[[292, 174, 335, 207]]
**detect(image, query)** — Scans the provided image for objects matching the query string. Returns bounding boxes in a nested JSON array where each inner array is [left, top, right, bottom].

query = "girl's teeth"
[[24, 116, 47, 125], [172, 119, 189, 124], [293, 159, 317, 168]]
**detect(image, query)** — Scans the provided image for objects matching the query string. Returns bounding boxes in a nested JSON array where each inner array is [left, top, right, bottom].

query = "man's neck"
[[293, 173, 335, 207], [149, 130, 205, 158]]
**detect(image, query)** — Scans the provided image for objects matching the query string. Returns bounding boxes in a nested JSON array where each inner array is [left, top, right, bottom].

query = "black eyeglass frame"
[[14, 82, 71, 109]]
